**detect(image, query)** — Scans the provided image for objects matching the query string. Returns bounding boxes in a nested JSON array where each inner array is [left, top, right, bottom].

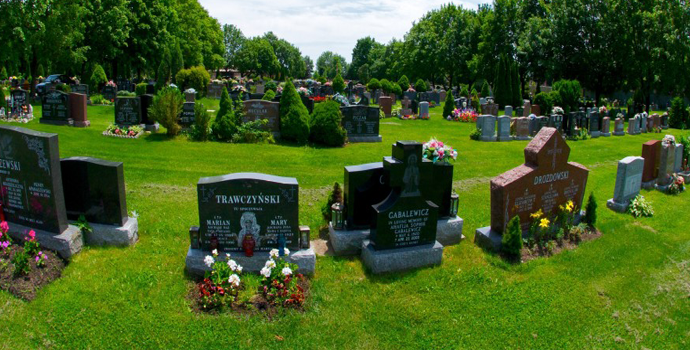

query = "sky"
[[199, 0, 489, 62]]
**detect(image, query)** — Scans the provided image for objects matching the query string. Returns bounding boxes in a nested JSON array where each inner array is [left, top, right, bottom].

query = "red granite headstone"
[[641, 140, 661, 183], [69, 93, 89, 127], [379, 96, 393, 117], [490, 128, 589, 233], [531, 105, 541, 116]]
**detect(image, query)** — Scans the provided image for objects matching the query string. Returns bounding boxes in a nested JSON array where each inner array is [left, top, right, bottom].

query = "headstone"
[[661, 113, 669, 129], [419, 102, 429, 119], [243, 100, 280, 134], [481, 115, 497, 141], [60, 157, 127, 226], [340, 106, 382, 142], [479, 97, 487, 106], [401, 97, 412, 116], [566, 112, 578, 136], [378, 96, 393, 117], [657, 139, 677, 187], [528, 117, 539, 136], [548, 114, 564, 132], [589, 112, 600, 137], [640, 115, 648, 133], [531, 105, 541, 116], [523, 101, 531, 117], [69, 93, 89, 127], [652, 114, 661, 130], [613, 118, 625, 136], [255, 83, 265, 95], [403, 91, 417, 102], [114, 97, 142, 126], [0, 126, 68, 233], [641, 140, 661, 186], [476, 128, 589, 251], [482, 103, 499, 116], [439, 90, 446, 103], [179, 102, 196, 127], [607, 156, 644, 212], [40, 90, 71, 125], [674, 144, 684, 173], [504, 105, 513, 117], [102, 86, 117, 101], [207, 83, 223, 99], [72, 84, 89, 96], [601, 117, 611, 137], [140, 94, 154, 126], [10, 89, 28, 112], [496, 116, 512, 142], [536, 116, 549, 134], [196, 173, 300, 252], [515, 117, 530, 140], [345, 163, 390, 229], [647, 116, 654, 132]]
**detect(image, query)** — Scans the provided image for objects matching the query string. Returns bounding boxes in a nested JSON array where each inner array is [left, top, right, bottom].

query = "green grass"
[[1, 103, 689, 349]]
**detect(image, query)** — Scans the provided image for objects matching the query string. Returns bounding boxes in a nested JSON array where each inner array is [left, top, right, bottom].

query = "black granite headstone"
[[102, 86, 117, 101], [180, 102, 195, 127], [41, 90, 71, 125], [11, 89, 28, 108], [344, 163, 390, 229], [0, 125, 68, 233], [340, 106, 380, 138], [140, 94, 154, 125], [71, 84, 89, 96], [60, 157, 127, 226], [197, 173, 300, 252], [115, 97, 142, 126]]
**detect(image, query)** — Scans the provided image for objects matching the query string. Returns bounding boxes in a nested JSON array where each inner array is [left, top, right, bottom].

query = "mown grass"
[[1, 102, 688, 349]]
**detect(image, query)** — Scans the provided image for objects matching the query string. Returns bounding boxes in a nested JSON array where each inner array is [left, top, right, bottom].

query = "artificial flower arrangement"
[[260, 248, 306, 308], [332, 93, 349, 106], [197, 249, 243, 310], [297, 87, 312, 97], [0, 107, 33, 123], [599, 106, 608, 115], [422, 138, 458, 164], [103, 124, 144, 139], [312, 96, 327, 103], [231, 84, 247, 93], [105, 80, 117, 88], [399, 110, 416, 120], [276, 85, 284, 94], [448, 108, 478, 122], [184, 88, 197, 94], [667, 174, 686, 195], [553, 106, 565, 115]]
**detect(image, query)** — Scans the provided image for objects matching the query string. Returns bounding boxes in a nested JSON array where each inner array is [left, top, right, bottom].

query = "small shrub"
[[332, 74, 345, 94], [583, 192, 597, 226], [0, 67, 7, 81], [628, 195, 654, 218], [150, 87, 184, 136], [309, 100, 346, 147], [533, 92, 552, 115], [414, 79, 427, 92], [669, 97, 689, 129], [502, 216, 523, 259], [481, 80, 491, 97], [189, 102, 211, 141], [116, 90, 135, 97], [90, 64, 108, 92], [460, 85, 469, 98], [135, 83, 148, 96], [380, 79, 393, 93], [231, 119, 275, 144], [321, 182, 343, 222], [397, 75, 410, 92], [367, 78, 381, 91], [90, 94, 111, 105], [262, 90, 276, 101], [265, 81, 277, 93], [11, 249, 30, 276], [392, 84, 402, 98], [212, 87, 239, 141], [176, 66, 210, 98], [0, 88, 6, 109], [279, 81, 310, 144], [55, 84, 71, 93], [549, 91, 563, 110], [470, 128, 481, 141], [443, 90, 455, 119]]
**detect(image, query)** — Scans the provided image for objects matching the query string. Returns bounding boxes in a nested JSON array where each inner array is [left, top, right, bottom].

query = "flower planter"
[[102, 130, 143, 139]]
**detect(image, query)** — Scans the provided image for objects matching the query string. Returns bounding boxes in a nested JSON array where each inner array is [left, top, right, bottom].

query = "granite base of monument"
[[480, 135, 496, 142], [39, 119, 70, 126], [641, 180, 656, 190], [475, 212, 584, 252], [73, 120, 91, 128], [655, 183, 671, 193], [679, 171, 690, 183], [348, 135, 383, 143], [185, 247, 316, 277], [613, 131, 625, 136], [6, 222, 83, 260], [606, 199, 630, 213], [515, 136, 531, 141], [361, 240, 443, 274], [497, 135, 513, 142], [590, 131, 601, 138], [602, 132, 611, 137], [328, 216, 464, 256], [82, 217, 138, 247]]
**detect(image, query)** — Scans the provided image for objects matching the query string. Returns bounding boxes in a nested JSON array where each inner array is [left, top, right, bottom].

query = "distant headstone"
[[657, 139, 677, 187], [515, 117, 530, 140], [589, 112, 600, 137], [496, 116, 512, 142], [243, 100, 280, 134], [613, 118, 625, 136], [10, 89, 28, 110], [40, 90, 71, 125], [661, 113, 669, 129], [340, 106, 381, 142], [403, 91, 417, 102], [60, 157, 127, 226], [114, 97, 142, 126], [102, 86, 117, 101], [72, 84, 89, 96], [523, 101, 531, 117], [482, 103, 499, 116], [640, 115, 648, 133], [531, 105, 541, 116], [196, 173, 299, 252], [641, 140, 661, 186], [548, 114, 564, 132], [674, 144, 684, 173], [378, 96, 393, 117], [504, 105, 513, 117], [607, 156, 644, 212], [179, 102, 196, 127], [419, 102, 429, 119], [480, 115, 497, 141], [207, 83, 223, 99], [601, 117, 611, 137], [69, 93, 89, 127]]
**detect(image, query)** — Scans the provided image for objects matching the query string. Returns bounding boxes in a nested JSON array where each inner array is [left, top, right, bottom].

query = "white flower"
[[227, 259, 237, 271], [284, 248, 290, 256], [228, 274, 240, 287], [269, 249, 279, 258], [260, 267, 272, 278], [225, 253, 231, 259], [204, 255, 215, 268], [282, 267, 293, 276], [212, 249, 218, 256], [236, 265, 243, 273], [265, 259, 276, 269]]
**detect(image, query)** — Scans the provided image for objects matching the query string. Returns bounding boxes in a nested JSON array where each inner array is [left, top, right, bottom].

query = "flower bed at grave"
[[447, 109, 477, 122], [0, 114, 33, 123], [190, 248, 309, 315], [103, 124, 144, 139], [0, 222, 65, 301]]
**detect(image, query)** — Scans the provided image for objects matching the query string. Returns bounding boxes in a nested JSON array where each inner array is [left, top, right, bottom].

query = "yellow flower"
[[530, 209, 543, 219], [566, 201, 574, 212], [539, 218, 550, 228]]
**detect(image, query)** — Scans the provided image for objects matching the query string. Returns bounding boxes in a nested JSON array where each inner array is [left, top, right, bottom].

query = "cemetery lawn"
[[2, 104, 689, 349]]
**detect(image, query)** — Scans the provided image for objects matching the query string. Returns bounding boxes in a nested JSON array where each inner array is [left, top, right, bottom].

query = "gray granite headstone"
[[481, 115, 497, 141], [607, 156, 644, 212], [657, 140, 676, 187], [674, 144, 684, 173], [589, 112, 600, 137], [496, 116, 512, 142], [601, 117, 611, 137], [419, 102, 429, 119], [515, 117, 530, 140], [614, 118, 625, 136], [504, 105, 513, 117]]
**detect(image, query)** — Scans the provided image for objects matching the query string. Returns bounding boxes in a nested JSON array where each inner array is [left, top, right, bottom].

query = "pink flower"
[[0, 221, 8, 233], [28, 230, 36, 239]]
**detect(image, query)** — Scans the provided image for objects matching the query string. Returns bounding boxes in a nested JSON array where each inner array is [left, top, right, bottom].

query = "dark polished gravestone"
[[71, 84, 89, 96], [475, 128, 590, 252], [186, 173, 316, 276], [10, 89, 29, 110], [243, 100, 280, 135], [139, 94, 158, 132], [114, 97, 142, 126], [340, 105, 382, 143], [330, 141, 464, 260], [40, 90, 71, 125], [102, 86, 117, 101], [0, 126, 83, 259], [179, 102, 196, 128]]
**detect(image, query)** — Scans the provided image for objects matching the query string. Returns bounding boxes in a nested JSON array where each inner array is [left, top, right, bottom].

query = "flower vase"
[[243, 234, 256, 257]]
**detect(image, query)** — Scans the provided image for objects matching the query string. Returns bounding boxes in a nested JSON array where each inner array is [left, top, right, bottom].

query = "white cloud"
[[199, 0, 490, 61]]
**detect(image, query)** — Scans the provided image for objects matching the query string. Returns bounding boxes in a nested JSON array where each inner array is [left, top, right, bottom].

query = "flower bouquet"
[[422, 138, 458, 164], [553, 106, 565, 115], [297, 87, 312, 97], [668, 174, 686, 195], [103, 124, 144, 139]]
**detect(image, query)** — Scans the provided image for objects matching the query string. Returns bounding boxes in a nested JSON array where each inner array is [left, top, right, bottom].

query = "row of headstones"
[[0, 125, 136, 260], [39, 90, 90, 127], [2, 88, 34, 118]]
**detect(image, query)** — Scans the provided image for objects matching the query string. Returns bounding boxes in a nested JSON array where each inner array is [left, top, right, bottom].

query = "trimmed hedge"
[[280, 81, 310, 144], [309, 100, 346, 147]]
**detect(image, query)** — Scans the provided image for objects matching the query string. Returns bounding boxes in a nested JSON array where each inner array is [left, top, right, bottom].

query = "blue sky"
[[199, 0, 490, 62]]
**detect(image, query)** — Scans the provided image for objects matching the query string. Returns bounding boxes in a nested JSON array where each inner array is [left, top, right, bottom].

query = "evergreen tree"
[[170, 41, 184, 83], [443, 89, 455, 118], [584, 192, 598, 227], [512, 61, 522, 107], [333, 73, 345, 94], [212, 87, 238, 141], [481, 80, 491, 97], [279, 80, 310, 144], [398, 75, 410, 92], [502, 216, 523, 258]]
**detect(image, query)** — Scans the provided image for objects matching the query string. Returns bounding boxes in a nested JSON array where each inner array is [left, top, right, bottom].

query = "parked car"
[[35, 74, 77, 96]]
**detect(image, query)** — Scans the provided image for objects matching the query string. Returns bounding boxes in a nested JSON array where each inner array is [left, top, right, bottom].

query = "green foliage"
[[680, 136, 690, 167], [470, 128, 481, 141], [443, 89, 455, 118], [380, 79, 393, 93], [175, 66, 210, 97], [493, 55, 512, 108], [150, 87, 184, 136], [533, 92, 552, 115], [628, 195, 654, 218], [552, 80, 582, 113], [212, 87, 239, 141], [265, 81, 277, 93], [0, 67, 7, 81], [414, 79, 427, 92], [392, 84, 402, 97], [231, 119, 275, 144], [90, 64, 108, 92], [90, 94, 111, 105], [397, 75, 410, 92], [155, 56, 170, 92], [367, 78, 381, 91], [11, 249, 30, 277], [321, 182, 343, 222], [170, 41, 184, 82], [117, 90, 135, 97], [511, 62, 522, 107], [135, 83, 148, 96], [54, 84, 71, 93], [309, 100, 346, 147], [332, 74, 345, 94], [75, 215, 93, 234], [669, 97, 689, 129], [549, 91, 563, 110], [262, 90, 276, 101], [460, 85, 469, 98], [279, 81, 310, 144], [189, 102, 211, 141], [36, 64, 44, 78], [0, 88, 5, 109], [584, 192, 597, 226], [502, 216, 523, 258], [481, 81, 491, 97]]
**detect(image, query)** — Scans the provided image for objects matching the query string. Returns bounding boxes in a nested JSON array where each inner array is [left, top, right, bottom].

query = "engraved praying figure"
[[237, 212, 261, 248], [402, 154, 421, 197]]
